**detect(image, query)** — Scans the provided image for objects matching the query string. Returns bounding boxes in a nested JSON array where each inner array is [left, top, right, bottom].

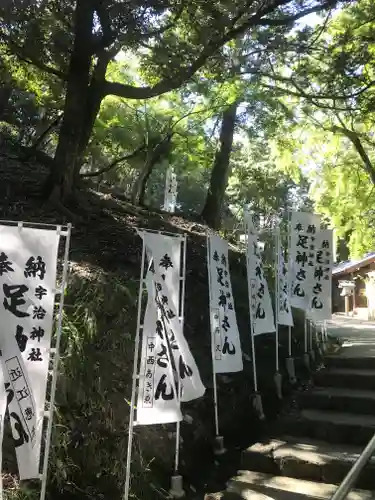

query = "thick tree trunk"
[[0, 85, 12, 120], [131, 156, 154, 206], [42, 0, 95, 203], [201, 102, 237, 229], [76, 51, 112, 167], [131, 134, 173, 206]]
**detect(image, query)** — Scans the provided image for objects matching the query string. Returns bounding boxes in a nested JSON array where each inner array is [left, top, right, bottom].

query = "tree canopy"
[[3, 0, 375, 258]]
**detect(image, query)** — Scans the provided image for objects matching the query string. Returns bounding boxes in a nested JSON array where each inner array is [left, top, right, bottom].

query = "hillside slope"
[[0, 150, 306, 500]]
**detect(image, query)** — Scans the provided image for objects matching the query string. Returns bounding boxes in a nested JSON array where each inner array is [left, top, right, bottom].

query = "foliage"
[[309, 133, 375, 257]]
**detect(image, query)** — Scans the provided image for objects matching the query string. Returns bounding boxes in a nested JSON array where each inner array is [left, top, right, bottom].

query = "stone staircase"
[[205, 347, 375, 499]]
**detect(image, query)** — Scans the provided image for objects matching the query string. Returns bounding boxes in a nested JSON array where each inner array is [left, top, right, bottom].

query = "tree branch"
[[104, 0, 336, 100], [244, 69, 375, 102], [257, 1, 335, 26], [5, 38, 66, 80], [93, 0, 116, 51], [31, 112, 63, 151], [259, 83, 357, 111], [139, 1, 186, 40], [81, 143, 145, 177], [331, 125, 375, 186]]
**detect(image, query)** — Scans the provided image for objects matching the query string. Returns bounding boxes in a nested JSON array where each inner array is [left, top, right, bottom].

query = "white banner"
[[289, 212, 321, 310], [0, 225, 59, 478], [136, 278, 182, 425], [143, 231, 205, 402], [142, 231, 181, 311], [309, 229, 333, 321], [246, 228, 275, 335], [164, 168, 177, 213], [136, 232, 205, 425], [207, 235, 243, 373], [151, 266, 205, 402], [278, 250, 293, 327]]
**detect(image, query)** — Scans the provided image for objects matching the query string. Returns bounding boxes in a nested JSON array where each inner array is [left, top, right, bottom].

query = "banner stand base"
[[320, 340, 327, 354], [213, 436, 226, 455], [252, 392, 265, 420], [303, 352, 310, 371], [274, 371, 282, 399], [317, 342, 324, 359], [309, 349, 316, 364], [286, 357, 296, 384], [169, 475, 185, 498]]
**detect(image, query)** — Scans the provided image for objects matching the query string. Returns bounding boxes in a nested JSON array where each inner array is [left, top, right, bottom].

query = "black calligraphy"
[[24, 256, 46, 279], [27, 348, 43, 361], [0, 252, 14, 276], [3, 284, 29, 318], [155, 374, 174, 401]]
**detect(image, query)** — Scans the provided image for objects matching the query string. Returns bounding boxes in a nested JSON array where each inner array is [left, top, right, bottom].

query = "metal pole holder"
[[213, 435, 226, 456], [309, 349, 316, 363], [317, 341, 324, 359], [303, 352, 310, 371], [169, 475, 185, 499], [320, 339, 327, 354], [274, 371, 282, 399], [252, 392, 265, 420], [286, 357, 296, 384]]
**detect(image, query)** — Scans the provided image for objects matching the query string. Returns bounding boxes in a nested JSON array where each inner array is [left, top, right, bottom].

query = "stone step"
[[226, 471, 373, 499], [314, 368, 375, 391], [280, 409, 375, 446], [299, 387, 375, 415], [325, 354, 375, 371], [242, 436, 375, 489]]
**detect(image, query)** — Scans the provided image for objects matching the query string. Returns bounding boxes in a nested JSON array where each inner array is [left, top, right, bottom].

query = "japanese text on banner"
[[136, 231, 204, 425], [289, 212, 321, 310], [278, 251, 293, 327], [0, 225, 59, 479], [309, 229, 333, 321], [246, 229, 275, 335], [142, 232, 204, 403], [207, 234, 243, 373], [136, 278, 182, 425]]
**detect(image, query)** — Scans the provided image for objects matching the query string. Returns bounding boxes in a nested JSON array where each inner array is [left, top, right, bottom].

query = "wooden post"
[[345, 295, 350, 316]]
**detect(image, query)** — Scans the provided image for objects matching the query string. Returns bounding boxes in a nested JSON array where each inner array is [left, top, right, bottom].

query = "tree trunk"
[[42, 0, 95, 203], [131, 134, 173, 206], [345, 132, 375, 185], [31, 113, 63, 151], [0, 85, 12, 120], [201, 102, 237, 229], [76, 51, 112, 167]]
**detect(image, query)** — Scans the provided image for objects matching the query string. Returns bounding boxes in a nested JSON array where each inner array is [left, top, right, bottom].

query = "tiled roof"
[[333, 252, 375, 276]]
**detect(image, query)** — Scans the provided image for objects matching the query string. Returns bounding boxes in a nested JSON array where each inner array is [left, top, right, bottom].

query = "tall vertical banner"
[[309, 229, 333, 321], [136, 277, 182, 425], [0, 225, 59, 479], [136, 231, 205, 425], [164, 168, 178, 213], [289, 212, 321, 310], [246, 226, 275, 335], [278, 250, 293, 327], [207, 234, 243, 373]]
